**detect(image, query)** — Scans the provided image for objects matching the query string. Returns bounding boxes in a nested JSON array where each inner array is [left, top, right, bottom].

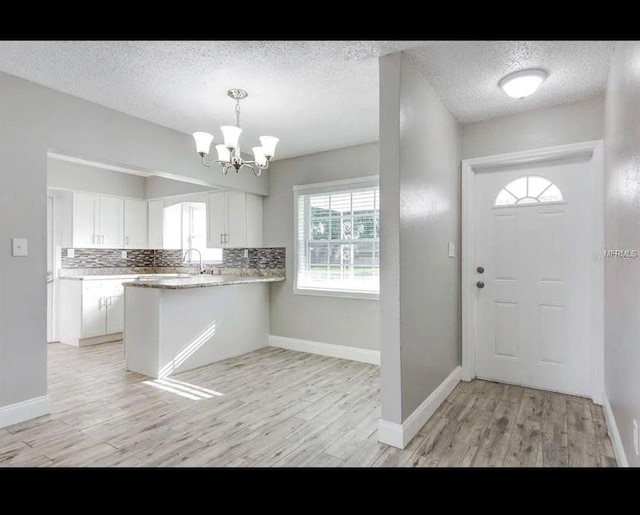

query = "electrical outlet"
[[634, 419, 639, 455], [121, 250, 127, 259], [243, 249, 249, 258]]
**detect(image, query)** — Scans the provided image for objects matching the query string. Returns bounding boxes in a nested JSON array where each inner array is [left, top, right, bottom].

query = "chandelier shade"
[[193, 132, 214, 155], [259, 136, 280, 158], [215, 144, 231, 162], [252, 147, 267, 167], [220, 125, 243, 150]]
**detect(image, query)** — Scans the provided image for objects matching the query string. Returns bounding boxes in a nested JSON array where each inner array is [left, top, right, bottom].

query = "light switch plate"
[[67, 248, 75, 258], [121, 250, 127, 259], [448, 242, 455, 258], [12, 238, 28, 257]]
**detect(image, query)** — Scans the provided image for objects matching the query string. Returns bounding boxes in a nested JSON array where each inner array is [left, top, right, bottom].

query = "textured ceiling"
[[0, 41, 420, 159], [0, 41, 615, 159], [405, 41, 615, 124]]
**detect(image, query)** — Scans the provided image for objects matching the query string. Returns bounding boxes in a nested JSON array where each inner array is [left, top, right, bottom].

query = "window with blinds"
[[295, 178, 379, 297]]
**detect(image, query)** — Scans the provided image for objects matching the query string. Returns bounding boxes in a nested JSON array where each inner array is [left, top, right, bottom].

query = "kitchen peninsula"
[[124, 273, 284, 378]]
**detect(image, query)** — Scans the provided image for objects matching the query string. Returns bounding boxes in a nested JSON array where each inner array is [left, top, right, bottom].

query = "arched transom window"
[[494, 175, 563, 206]]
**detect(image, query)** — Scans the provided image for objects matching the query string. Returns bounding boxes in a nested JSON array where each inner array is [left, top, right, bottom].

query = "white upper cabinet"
[[99, 196, 124, 248], [72, 193, 100, 247], [124, 199, 148, 249], [207, 191, 263, 249], [147, 199, 164, 249], [207, 192, 228, 248], [245, 193, 263, 248], [69, 193, 124, 248], [226, 191, 247, 248]]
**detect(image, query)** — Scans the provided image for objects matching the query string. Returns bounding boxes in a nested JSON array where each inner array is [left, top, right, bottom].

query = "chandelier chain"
[[235, 100, 241, 128]]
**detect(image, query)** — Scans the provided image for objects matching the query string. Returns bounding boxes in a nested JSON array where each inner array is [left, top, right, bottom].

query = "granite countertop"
[[124, 274, 285, 290], [59, 273, 194, 281]]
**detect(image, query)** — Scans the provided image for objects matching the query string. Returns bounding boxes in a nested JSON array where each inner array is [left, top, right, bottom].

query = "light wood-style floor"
[[0, 342, 616, 467]]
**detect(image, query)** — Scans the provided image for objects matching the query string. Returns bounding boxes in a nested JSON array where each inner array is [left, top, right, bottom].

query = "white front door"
[[473, 159, 596, 397]]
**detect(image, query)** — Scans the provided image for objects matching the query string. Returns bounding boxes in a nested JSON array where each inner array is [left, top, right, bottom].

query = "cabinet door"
[[226, 191, 247, 248], [81, 295, 106, 338], [147, 199, 164, 249], [207, 192, 227, 248], [106, 295, 124, 334], [72, 193, 99, 247], [245, 194, 263, 248], [124, 199, 148, 249], [99, 197, 124, 248]]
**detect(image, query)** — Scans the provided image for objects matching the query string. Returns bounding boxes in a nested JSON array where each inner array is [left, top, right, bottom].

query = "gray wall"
[[462, 97, 604, 159], [0, 71, 267, 412], [48, 159, 217, 201], [146, 175, 217, 199], [379, 53, 461, 422], [603, 41, 640, 467], [48, 158, 147, 198], [264, 143, 380, 351]]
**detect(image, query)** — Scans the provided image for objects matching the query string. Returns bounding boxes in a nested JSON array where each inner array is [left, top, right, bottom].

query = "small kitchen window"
[[294, 176, 379, 300], [164, 202, 223, 263]]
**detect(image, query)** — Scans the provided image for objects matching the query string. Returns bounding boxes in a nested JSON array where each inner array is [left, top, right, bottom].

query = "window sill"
[[294, 287, 379, 301]]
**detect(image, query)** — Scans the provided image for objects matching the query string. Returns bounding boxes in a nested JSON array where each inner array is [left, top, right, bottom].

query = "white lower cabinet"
[[106, 294, 124, 333], [59, 278, 126, 346]]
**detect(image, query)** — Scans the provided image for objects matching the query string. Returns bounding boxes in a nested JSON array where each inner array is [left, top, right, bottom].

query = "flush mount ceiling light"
[[499, 69, 547, 99], [192, 89, 279, 177]]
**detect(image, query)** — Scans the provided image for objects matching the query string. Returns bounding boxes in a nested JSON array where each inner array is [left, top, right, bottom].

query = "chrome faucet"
[[182, 248, 205, 274]]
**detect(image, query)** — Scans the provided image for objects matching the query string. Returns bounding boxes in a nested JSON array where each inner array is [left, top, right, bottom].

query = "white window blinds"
[[295, 178, 379, 296]]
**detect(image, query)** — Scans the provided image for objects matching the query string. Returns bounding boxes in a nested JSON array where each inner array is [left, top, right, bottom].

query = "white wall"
[[379, 53, 461, 423], [0, 71, 267, 414], [603, 41, 640, 467], [263, 143, 380, 351], [462, 97, 604, 159], [48, 158, 147, 198]]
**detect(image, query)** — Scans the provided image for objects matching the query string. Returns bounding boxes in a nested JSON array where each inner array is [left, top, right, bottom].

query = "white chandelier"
[[192, 89, 279, 177]]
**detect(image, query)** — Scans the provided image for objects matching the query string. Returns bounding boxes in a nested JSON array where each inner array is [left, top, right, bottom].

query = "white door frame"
[[461, 140, 604, 404]]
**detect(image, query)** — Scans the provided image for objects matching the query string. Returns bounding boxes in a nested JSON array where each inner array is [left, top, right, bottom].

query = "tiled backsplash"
[[61, 247, 285, 271]]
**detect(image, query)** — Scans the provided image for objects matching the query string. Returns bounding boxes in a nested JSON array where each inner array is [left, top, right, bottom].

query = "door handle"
[[220, 233, 223, 244], [476, 281, 485, 289], [225, 233, 228, 244], [98, 297, 103, 309], [101, 235, 105, 244], [126, 236, 129, 246], [107, 296, 112, 306]]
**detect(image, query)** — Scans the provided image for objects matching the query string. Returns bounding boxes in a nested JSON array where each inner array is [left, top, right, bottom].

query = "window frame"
[[293, 176, 380, 301]]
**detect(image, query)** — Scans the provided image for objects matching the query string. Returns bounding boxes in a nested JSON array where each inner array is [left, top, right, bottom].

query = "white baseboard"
[[0, 395, 51, 429], [378, 366, 462, 449], [268, 335, 380, 365], [602, 392, 628, 467]]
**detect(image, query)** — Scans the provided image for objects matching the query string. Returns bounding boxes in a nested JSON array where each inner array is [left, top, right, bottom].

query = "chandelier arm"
[[240, 162, 262, 177], [201, 155, 230, 168], [242, 160, 270, 171]]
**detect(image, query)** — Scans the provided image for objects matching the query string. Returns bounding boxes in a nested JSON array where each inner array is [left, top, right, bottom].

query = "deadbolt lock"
[[476, 266, 484, 274]]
